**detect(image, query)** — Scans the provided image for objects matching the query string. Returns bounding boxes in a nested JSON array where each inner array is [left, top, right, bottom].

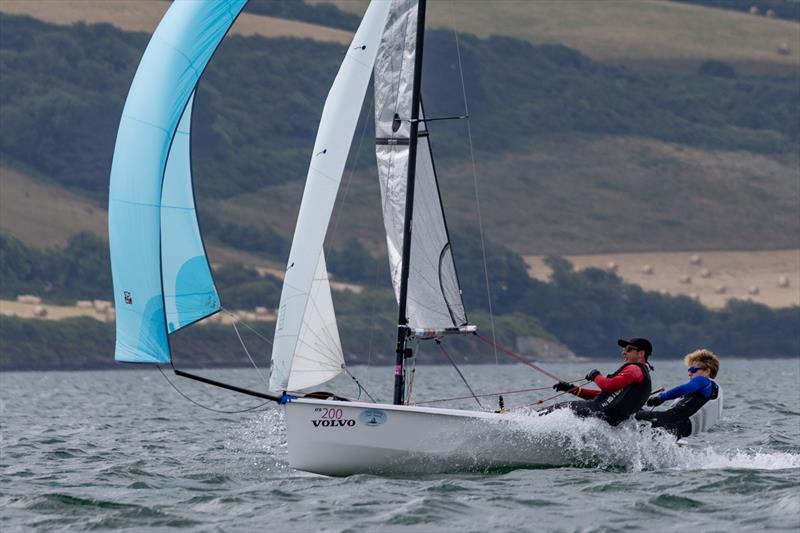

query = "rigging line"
[[229, 317, 270, 390], [436, 339, 484, 409], [158, 365, 271, 414], [412, 382, 582, 405], [449, 3, 498, 364], [330, 90, 375, 237], [342, 365, 377, 403], [473, 333, 564, 382], [513, 386, 584, 410], [221, 308, 273, 345]]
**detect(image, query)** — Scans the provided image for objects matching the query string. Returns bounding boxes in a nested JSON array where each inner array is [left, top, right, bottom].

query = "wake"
[[500, 408, 800, 472]]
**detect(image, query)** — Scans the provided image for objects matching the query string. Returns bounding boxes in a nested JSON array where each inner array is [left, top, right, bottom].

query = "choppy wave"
[[3, 364, 799, 532], [496, 407, 800, 472]]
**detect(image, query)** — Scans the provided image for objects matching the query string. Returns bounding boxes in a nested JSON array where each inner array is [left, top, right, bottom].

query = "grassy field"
[[315, 0, 799, 74], [0, 166, 107, 248], [210, 134, 800, 255], [524, 249, 800, 309], [4, 0, 796, 74], [0, 0, 352, 43]]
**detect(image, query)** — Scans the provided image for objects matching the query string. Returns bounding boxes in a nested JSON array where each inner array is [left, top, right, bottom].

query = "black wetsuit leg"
[[542, 400, 606, 420], [635, 410, 692, 439]]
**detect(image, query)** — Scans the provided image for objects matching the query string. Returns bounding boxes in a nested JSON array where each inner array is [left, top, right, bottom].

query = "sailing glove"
[[585, 369, 601, 381], [646, 396, 665, 407], [553, 381, 573, 392]]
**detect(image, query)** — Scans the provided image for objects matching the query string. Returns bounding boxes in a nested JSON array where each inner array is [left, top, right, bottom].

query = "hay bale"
[[715, 285, 727, 294], [32, 305, 47, 318], [76, 300, 93, 308], [748, 286, 760, 295], [749, 6, 759, 15], [17, 294, 42, 304], [93, 299, 111, 312], [766, 9, 775, 18], [255, 306, 269, 316], [690, 254, 702, 265], [641, 264, 654, 275], [606, 261, 618, 273], [699, 268, 711, 278], [778, 275, 790, 288], [680, 275, 692, 284], [777, 42, 790, 55]]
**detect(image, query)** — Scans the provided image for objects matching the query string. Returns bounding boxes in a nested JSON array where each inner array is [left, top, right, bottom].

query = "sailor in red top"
[[546, 338, 653, 426]]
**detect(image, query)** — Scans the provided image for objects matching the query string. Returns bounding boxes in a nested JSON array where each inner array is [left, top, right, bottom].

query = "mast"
[[393, 0, 427, 405]]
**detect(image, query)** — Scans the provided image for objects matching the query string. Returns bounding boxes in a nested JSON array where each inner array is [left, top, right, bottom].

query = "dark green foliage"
[[218, 278, 282, 310], [2, 14, 798, 200], [327, 239, 386, 285], [211, 263, 283, 310], [0, 316, 115, 370], [672, 0, 800, 21], [212, 263, 262, 287], [168, 321, 276, 368], [243, 0, 360, 31], [0, 16, 148, 199], [0, 231, 112, 303], [698, 60, 737, 78], [202, 213, 289, 259], [422, 32, 798, 159]]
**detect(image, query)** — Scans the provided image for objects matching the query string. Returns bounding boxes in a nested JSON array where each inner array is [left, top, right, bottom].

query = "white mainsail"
[[374, 0, 468, 330], [269, 1, 392, 392]]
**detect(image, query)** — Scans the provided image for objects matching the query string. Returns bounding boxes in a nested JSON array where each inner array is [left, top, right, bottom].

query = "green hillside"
[[1, 13, 797, 256]]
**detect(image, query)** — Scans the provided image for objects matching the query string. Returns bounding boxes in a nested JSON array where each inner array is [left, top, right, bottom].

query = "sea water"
[[1, 359, 798, 532]]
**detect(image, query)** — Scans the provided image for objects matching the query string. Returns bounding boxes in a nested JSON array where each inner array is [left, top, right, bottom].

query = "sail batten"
[[374, 0, 469, 332]]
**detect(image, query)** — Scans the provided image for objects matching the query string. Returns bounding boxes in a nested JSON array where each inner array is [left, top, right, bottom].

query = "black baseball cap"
[[617, 337, 653, 357]]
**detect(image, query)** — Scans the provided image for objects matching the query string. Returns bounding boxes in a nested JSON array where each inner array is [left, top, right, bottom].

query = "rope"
[[473, 333, 564, 382], [413, 384, 561, 405], [330, 91, 374, 236], [511, 379, 590, 410], [436, 340, 484, 409], [159, 366, 271, 414], [450, 7, 498, 364], [221, 308, 273, 344], [342, 365, 377, 403], [221, 308, 270, 390]]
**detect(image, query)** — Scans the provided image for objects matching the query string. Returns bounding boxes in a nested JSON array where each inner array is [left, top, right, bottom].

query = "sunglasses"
[[687, 366, 705, 374]]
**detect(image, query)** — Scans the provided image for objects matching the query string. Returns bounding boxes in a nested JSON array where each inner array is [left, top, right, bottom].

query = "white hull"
[[285, 398, 573, 476]]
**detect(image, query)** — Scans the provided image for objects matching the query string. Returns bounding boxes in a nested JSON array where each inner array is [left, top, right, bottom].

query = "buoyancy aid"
[[591, 362, 652, 425], [675, 380, 722, 436]]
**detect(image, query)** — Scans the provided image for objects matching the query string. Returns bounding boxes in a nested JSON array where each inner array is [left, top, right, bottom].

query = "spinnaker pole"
[[393, 0, 427, 405]]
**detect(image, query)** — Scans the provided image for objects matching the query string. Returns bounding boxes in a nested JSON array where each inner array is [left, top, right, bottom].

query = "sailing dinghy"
[[109, 0, 574, 475]]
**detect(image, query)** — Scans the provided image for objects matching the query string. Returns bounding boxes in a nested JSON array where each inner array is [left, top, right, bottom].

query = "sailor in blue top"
[[636, 349, 722, 438]]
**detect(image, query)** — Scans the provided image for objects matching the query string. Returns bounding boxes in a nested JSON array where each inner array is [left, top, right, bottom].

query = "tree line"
[[1, 231, 797, 368], [673, 0, 800, 21], [1, 13, 797, 200]]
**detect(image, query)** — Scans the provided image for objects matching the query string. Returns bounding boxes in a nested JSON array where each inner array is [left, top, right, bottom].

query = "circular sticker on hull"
[[359, 409, 387, 427]]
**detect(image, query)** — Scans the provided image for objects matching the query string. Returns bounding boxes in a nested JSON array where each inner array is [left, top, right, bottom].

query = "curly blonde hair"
[[684, 349, 719, 378]]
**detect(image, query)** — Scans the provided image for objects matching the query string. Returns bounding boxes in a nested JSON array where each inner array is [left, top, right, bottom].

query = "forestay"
[[374, 0, 468, 331], [108, 0, 246, 363], [269, 1, 392, 392]]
